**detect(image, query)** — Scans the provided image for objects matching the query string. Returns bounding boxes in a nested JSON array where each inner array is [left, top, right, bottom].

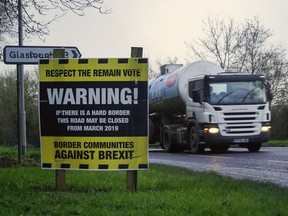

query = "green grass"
[[1, 146, 288, 215], [264, 139, 288, 147]]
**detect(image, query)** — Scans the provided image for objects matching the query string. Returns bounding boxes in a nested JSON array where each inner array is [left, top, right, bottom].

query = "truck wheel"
[[189, 126, 204, 154], [247, 143, 262, 152], [149, 118, 155, 143], [210, 145, 229, 153], [162, 128, 174, 152]]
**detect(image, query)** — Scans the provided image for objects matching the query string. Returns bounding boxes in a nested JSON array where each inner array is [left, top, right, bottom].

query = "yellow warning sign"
[[39, 58, 148, 170]]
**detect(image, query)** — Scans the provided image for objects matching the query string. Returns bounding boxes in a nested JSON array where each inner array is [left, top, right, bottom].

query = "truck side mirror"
[[192, 90, 202, 103], [265, 83, 273, 102], [267, 88, 273, 102]]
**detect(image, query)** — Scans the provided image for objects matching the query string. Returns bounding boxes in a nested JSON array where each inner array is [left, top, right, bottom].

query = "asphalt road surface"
[[149, 147, 288, 187]]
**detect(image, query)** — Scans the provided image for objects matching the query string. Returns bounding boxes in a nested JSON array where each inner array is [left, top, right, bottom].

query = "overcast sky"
[[2, 0, 288, 70]]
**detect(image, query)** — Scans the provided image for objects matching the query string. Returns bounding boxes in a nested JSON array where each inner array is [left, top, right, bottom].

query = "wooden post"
[[53, 49, 66, 191], [126, 47, 143, 192], [126, 170, 138, 192], [56, 169, 66, 191]]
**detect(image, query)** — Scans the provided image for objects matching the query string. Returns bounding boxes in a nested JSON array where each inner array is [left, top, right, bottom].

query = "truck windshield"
[[209, 80, 268, 105]]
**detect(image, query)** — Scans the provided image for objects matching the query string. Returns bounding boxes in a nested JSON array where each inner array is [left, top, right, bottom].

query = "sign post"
[[53, 49, 66, 191], [17, 0, 26, 161], [126, 47, 144, 192]]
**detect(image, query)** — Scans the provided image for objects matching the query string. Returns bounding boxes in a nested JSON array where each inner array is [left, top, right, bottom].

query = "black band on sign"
[[138, 58, 148, 64], [118, 164, 129, 169], [39, 59, 50, 64], [61, 163, 70, 168], [118, 58, 129, 64], [78, 59, 89, 64], [79, 164, 89, 169], [98, 164, 109, 169], [98, 58, 108, 64], [138, 164, 148, 169], [42, 163, 52, 168], [59, 59, 69, 64]]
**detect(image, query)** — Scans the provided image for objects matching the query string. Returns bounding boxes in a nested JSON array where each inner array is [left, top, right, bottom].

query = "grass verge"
[[263, 139, 288, 147], [0, 147, 288, 215]]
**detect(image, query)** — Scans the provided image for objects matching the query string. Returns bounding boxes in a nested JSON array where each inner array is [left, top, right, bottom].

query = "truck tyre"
[[189, 125, 204, 154], [162, 127, 174, 152], [210, 145, 229, 153], [149, 118, 155, 143], [247, 143, 262, 152]]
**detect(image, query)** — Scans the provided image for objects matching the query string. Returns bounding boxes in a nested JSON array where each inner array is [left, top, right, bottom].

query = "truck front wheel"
[[189, 126, 204, 154], [247, 143, 262, 152]]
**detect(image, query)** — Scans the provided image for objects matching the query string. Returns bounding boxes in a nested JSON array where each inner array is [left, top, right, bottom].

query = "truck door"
[[187, 79, 205, 121]]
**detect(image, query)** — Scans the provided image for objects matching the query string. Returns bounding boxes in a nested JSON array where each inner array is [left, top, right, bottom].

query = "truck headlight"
[[261, 125, 271, 132], [208, 127, 220, 134], [204, 126, 219, 134]]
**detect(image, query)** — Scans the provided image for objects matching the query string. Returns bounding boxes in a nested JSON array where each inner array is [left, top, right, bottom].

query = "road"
[[149, 147, 288, 187]]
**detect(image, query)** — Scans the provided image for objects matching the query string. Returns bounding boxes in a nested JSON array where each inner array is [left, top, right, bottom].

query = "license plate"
[[233, 139, 249, 143]]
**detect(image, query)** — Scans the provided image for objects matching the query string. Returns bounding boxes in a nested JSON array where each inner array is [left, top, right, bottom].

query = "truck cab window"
[[209, 81, 267, 105], [189, 80, 204, 102]]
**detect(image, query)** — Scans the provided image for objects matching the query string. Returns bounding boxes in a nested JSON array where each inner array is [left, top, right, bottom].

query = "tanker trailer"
[[148, 60, 272, 153]]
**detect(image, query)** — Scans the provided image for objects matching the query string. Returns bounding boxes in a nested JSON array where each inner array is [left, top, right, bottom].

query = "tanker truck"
[[148, 60, 272, 153]]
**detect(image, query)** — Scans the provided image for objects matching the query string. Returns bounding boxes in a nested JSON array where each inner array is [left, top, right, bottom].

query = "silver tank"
[[149, 61, 223, 118]]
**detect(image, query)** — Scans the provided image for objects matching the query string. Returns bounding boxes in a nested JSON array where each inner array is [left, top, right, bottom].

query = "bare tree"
[[0, 1, 17, 60], [185, 16, 241, 71], [1, 0, 111, 40], [0, 0, 111, 61], [235, 17, 273, 73], [186, 16, 288, 106], [0, 1, 17, 39], [260, 46, 288, 105]]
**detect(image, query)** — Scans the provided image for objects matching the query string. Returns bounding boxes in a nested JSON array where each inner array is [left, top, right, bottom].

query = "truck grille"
[[217, 111, 261, 136]]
